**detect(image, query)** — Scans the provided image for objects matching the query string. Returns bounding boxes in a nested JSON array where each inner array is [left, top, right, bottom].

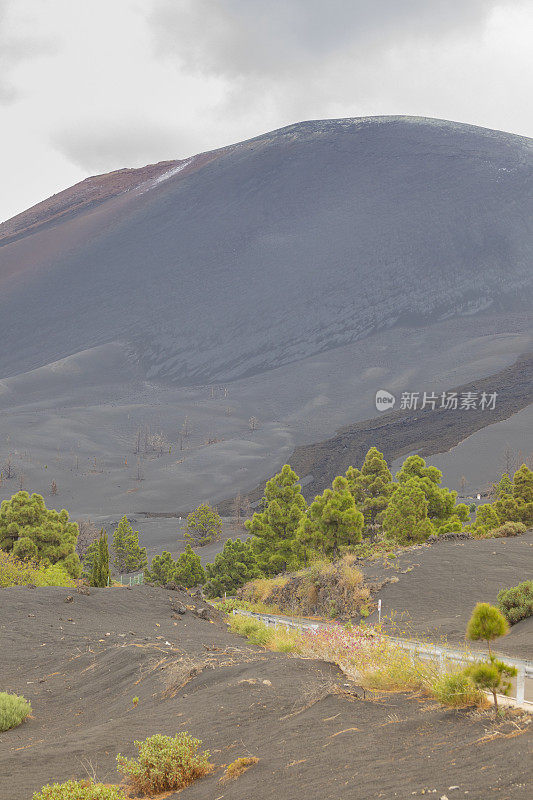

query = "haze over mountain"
[[1, 116, 531, 384], [0, 116, 531, 528]]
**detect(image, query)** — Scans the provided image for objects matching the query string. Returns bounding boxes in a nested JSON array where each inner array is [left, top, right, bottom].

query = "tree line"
[[201, 448, 532, 597], [1, 447, 531, 594]]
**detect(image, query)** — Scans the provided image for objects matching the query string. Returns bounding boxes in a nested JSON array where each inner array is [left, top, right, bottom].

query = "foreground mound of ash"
[[1, 586, 531, 800]]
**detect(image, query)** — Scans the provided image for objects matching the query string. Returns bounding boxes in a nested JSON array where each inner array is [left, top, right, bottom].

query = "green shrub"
[[0, 550, 46, 587], [497, 580, 533, 625], [431, 671, 484, 707], [0, 551, 75, 588], [116, 733, 211, 794], [232, 616, 272, 645], [33, 781, 126, 800], [42, 564, 75, 587], [0, 691, 32, 731], [492, 521, 527, 538]]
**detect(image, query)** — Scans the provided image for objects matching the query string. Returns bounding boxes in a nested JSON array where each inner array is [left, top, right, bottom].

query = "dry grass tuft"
[[220, 756, 259, 782], [162, 656, 206, 697], [430, 669, 487, 708], [228, 613, 302, 653], [240, 554, 370, 618], [242, 576, 288, 602], [357, 645, 439, 692]]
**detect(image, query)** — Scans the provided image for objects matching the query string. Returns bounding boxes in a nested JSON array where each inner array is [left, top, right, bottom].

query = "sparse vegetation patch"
[[221, 756, 259, 782], [32, 782, 126, 800], [228, 613, 302, 652], [238, 555, 369, 619], [116, 732, 212, 794], [0, 691, 32, 731], [497, 580, 533, 624], [431, 671, 485, 708], [0, 550, 74, 587]]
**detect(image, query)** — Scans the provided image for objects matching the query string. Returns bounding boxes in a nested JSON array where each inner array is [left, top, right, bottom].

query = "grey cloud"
[[50, 120, 196, 173], [148, 0, 512, 79], [0, 0, 58, 104]]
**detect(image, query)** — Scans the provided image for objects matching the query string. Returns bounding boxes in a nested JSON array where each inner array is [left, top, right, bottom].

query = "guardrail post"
[[516, 667, 525, 704]]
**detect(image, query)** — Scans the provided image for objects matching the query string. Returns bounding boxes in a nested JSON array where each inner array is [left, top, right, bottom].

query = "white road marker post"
[[516, 667, 525, 705]]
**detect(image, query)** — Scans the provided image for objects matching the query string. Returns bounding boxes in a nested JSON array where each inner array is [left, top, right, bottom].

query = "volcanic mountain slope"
[[0, 116, 531, 520], [0, 116, 531, 384]]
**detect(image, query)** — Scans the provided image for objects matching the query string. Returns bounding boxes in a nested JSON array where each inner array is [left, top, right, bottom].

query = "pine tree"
[[513, 464, 533, 510], [12, 536, 38, 561], [396, 455, 468, 532], [298, 476, 364, 559], [146, 546, 205, 588], [184, 504, 223, 546], [82, 539, 99, 577], [345, 447, 394, 529], [112, 516, 148, 573], [494, 464, 533, 525], [382, 479, 434, 544], [467, 602, 509, 656], [465, 658, 516, 713], [473, 504, 501, 536], [0, 491, 81, 577], [90, 529, 110, 588], [465, 603, 515, 711], [174, 544, 205, 588], [204, 538, 260, 597], [245, 465, 307, 575], [112, 515, 129, 572], [491, 473, 513, 499], [145, 551, 176, 586]]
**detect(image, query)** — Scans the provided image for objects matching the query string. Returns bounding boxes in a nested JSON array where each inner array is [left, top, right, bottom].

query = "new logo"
[[375, 389, 396, 411]]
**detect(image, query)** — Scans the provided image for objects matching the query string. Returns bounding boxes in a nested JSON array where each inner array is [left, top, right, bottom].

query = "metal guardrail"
[[118, 572, 144, 586], [232, 609, 533, 706]]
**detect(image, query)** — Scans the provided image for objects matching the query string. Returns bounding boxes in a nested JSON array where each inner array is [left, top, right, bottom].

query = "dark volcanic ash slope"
[[1, 587, 532, 800], [0, 116, 531, 384]]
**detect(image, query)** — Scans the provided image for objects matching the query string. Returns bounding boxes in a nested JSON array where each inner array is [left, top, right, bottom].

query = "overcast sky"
[[1, 0, 532, 223]]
